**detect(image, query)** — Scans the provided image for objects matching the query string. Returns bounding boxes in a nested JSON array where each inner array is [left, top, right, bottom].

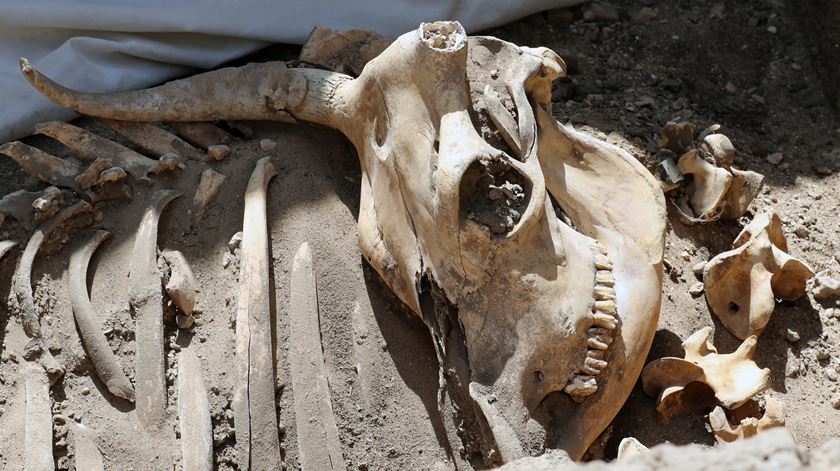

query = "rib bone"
[[129, 189, 181, 431], [98, 118, 204, 161], [0, 240, 17, 261], [69, 423, 105, 471], [166, 121, 230, 150], [289, 241, 346, 471], [69, 229, 135, 401], [0, 141, 81, 190], [233, 157, 281, 469], [23, 362, 54, 471], [177, 350, 214, 470]]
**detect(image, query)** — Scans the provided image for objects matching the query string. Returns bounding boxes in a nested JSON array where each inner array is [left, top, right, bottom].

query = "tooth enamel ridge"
[[564, 242, 619, 402]]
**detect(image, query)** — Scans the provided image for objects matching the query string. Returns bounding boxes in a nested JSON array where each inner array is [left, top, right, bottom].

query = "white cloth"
[[0, 0, 582, 142]]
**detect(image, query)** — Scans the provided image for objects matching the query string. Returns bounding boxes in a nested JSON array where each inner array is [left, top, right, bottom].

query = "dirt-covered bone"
[[0, 190, 46, 229], [233, 157, 282, 469], [22, 361, 54, 471], [162, 250, 196, 316], [98, 118, 205, 161], [69, 229, 135, 401], [709, 397, 785, 444], [704, 211, 814, 339], [641, 327, 771, 421], [20, 22, 667, 463], [177, 350, 214, 471], [128, 189, 180, 432], [192, 168, 226, 225], [31, 186, 62, 221], [0, 141, 82, 190], [69, 423, 105, 471], [166, 121, 231, 150]]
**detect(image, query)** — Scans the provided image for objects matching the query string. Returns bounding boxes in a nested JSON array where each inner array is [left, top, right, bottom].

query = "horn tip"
[[20, 57, 32, 76]]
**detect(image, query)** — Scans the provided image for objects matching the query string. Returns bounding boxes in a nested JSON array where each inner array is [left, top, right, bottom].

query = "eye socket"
[[459, 156, 531, 235]]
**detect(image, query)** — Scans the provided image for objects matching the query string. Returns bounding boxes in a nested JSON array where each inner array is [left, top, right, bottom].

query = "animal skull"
[[19, 21, 666, 462]]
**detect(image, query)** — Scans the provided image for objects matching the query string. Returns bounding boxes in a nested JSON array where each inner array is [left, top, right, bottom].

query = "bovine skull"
[[20, 21, 666, 462]]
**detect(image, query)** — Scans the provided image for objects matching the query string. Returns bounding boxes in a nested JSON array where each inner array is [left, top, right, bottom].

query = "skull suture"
[[21, 21, 666, 463]]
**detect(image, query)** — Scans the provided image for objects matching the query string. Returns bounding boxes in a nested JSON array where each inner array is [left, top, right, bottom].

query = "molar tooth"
[[594, 286, 616, 300], [564, 375, 598, 402], [587, 350, 605, 360], [588, 328, 613, 345], [585, 356, 608, 371], [580, 364, 601, 375], [595, 270, 615, 286], [594, 254, 613, 270], [594, 300, 616, 313], [592, 313, 617, 329], [587, 338, 609, 350]]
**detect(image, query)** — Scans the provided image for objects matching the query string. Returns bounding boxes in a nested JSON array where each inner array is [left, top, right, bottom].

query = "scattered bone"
[[69, 229, 134, 401], [641, 327, 771, 421], [166, 122, 230, 149], [32, 121, 176, 180], [69, 423, 105, 471], [192, 169, 226, 225], [300, 26, 393, 76], [704, 211, 814, 339], [129, 189, 181, 431], [154, 153, 182, 174], [813, 270, 840, 300], [23, 362, 54, 471], [0, 240, 17, 262], [31, 186, 62, 221], [98, 166, 128, 184], [701, 133, 735, 168], [678, 149, 732, 221], [616, 437, 649, 461], [206, 144, 231, 161], [290, 241, 346, 471], [709, 397, 785, 444], [720, 167, 764, 220], [0, 141, 81, 190], [13, 200, 92, 377], [86, 182, 132, 204], [162, 250, 196, 316], [74, 158, 113, 189], [233, 157, 282, 469], [259, 139, 277, 152], [660, 121, 695, 154], [177, 350, 214, 470], [0, 189, 43, 228], [98, 118, 204, 161]]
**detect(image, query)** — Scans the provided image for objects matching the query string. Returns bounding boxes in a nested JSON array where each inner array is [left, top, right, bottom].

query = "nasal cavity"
[[460, 157, 531, 235]]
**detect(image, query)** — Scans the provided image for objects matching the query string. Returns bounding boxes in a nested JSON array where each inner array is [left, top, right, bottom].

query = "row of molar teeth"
[[564, 244, 619, 402]]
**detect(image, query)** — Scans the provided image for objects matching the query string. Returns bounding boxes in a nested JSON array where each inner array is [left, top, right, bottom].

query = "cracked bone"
[[69, 423, 105, 471], [128, 189, 181, 432], [32, 121, 179, 180], [709, 397, 785, 444], [0, 189, 45, 229], [162, 249, 196, 316], [98, 118, 204, 161], [641, 327, 771, 421], [677, 149, 732, 221], [20, 22, 667, 462], [192, 169, 226, 225], [69, 229, 135, 401], [704, 211, 814, 339], [177, 350, 214, 470], [13, 200, 92, 377], [290, 242, 347, 471], [166, 121, 231, 149], [23, 361, 54, 471], [232, 157, 282, 468], [31, 186, 62, 221], [0, 141, 81, 190]]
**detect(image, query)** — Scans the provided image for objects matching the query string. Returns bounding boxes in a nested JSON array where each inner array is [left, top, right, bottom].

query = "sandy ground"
[[0, 0, 839, 470]]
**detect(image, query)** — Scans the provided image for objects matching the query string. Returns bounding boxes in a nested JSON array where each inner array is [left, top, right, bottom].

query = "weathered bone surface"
[[709, 397, 785, 444], [177, 350, 214, 471], [233, 157, 282, 469], [0, 141, 82, 190], [99, 118, 205, 161], [13, 200, 92, 377], [20, 21, 667, 462], [300, 26, 393, 76], [23, 361, 54, 471], [31, 186, 62, 221], [69, 229, 135, 401], [162, 250, 196, 316], [192, 168, 226, 225], [704, 211, 814, 339], [290, 242, 346, 471], [641, 327, 771, 421], [0, 189, 44, 229], [69, 423, 105, 471], [128, 189, 180, 432]]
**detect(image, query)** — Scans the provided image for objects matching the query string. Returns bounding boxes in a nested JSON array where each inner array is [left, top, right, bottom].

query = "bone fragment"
[[616, 437, 649, 461], [69, 229, 135, 401], [206, 144, 230, 161], [98, 118, 204, 161], [0, 189, 43, 228], [709, 397, 785, 444], [166, 122, 231, 149], [177, 350, 214, 470], [233, 157, 282, 469], [0, 240, 17, 262], [99, 166, 128, 184], [191, 169, 226, 226], [0, 141, 81, 190], [13, 200, 92, 376], [23, 362, 54, 471], [162, 250, 196, 316], [31, 186, 62, 221], [69, 423, 105, 471], [720, 167, 764, 220], [129, 189, 180, 431], [678, 149, 732, 220], [289, 241, 347, 471], [74, 158, 113, 189], [33, 121, 176, 180], [641, 327, 771, 421]]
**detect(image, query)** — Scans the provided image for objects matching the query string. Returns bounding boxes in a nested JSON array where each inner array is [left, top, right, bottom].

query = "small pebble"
[[688, 282, 704, 298], [785, 329, 800, 343], [767, 25, 777, 34], [260, 139, 278, 151], [832, 394, 840, 409], [679, 250, 691, 261], [725, 82, 736, 93], [766, 152, 784, 165], [228, 231, 243, 252], [692, 261, 707, 279], [81, 387, 90, 396]]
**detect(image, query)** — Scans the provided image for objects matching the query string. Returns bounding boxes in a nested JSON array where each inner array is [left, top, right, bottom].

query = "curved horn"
[[20, 58, 351, 128]]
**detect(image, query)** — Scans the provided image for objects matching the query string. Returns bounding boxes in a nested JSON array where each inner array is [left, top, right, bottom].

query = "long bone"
[[233, 157, 282, 469], [69, 423, 105, 471], [128, 189, 180, 432], [69, 229, 135, 401], [177, 350, 214, 471], [98, 118, 205, 161], [13, 200, 92, 377], [23, 361, 54, 471]]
